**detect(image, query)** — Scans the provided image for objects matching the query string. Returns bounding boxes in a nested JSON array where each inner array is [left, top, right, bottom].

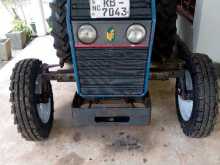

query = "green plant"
[[12, 19, 32, 41]]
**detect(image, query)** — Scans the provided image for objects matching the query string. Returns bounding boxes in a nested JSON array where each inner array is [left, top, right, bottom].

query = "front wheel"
[[176, 54, 218, 138], [10, 59, 54, 141]]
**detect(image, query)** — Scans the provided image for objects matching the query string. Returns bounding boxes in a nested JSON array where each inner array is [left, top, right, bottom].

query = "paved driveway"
[[0, 36, 220, 165]]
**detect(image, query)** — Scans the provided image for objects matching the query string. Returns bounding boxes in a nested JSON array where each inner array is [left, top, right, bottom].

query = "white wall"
[[177, 0, 220, 62], [32, 0, 47, 36], [0, 2, 13, 38], [195, 0, 220, 62]]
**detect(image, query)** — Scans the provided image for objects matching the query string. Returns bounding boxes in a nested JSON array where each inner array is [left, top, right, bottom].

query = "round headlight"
[[126, 24, 146, 44], [78, 24, 97, 44]]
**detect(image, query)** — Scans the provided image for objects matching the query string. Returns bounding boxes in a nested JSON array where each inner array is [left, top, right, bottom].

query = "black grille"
[[76, 48, 148, 96], [71, 0, 152, 20]]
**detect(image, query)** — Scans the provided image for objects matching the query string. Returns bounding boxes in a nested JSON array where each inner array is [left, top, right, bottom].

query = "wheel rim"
[[35, 78, 52, 124], [178, 71, 194, 121], [36, 98, 52, 124]]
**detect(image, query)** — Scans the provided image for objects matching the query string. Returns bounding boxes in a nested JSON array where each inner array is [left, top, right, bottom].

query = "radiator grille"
[[71, 0, 152, 20], [76, 48, 148, 96]]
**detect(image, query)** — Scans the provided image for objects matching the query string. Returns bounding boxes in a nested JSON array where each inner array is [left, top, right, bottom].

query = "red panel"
[[75, 43, 147, 48]]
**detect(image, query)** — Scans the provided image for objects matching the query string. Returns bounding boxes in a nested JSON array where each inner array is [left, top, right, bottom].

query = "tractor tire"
[[10, 59, 54, 141], [153, 0, 178, 61], [50, 0, 71, 65], [176, 54, 219, 138]]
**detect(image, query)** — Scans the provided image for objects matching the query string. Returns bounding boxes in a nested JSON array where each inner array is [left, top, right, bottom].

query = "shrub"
[[12, 19, 32, 41]]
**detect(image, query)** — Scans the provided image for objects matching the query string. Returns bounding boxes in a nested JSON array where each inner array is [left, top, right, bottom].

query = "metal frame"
[[28, 34, 193, 127], [66, 0, 157, 98], [41, 36, 188, 83], [71, 92, 152, 126], [143, 0, 156, 96], [37, 35, 189, 126], [41, 66, 185, 82]]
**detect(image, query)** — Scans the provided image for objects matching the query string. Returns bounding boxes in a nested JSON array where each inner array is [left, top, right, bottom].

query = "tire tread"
[[10, 59, 53, 141], [177, 54, 219, 138]]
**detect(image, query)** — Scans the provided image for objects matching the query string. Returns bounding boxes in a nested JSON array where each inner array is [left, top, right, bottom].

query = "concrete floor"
[[0, 36, 220, 165]]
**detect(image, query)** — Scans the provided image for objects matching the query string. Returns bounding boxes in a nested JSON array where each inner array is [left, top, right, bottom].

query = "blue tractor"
[[10, 0, 218, 141]]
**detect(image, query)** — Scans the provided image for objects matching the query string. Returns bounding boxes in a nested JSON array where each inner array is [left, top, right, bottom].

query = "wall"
[[31, 0, 47, 36], [177, 0, 220, 62], [0, 3, 13, 38], [195, 0, 220, 62]]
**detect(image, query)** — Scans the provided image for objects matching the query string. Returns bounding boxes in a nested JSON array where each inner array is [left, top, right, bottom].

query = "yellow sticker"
[[106, 27, 116, 42]]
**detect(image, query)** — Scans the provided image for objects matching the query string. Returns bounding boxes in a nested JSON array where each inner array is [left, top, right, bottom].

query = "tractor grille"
[[72, 0, 152, 20], [70, 0, 153, 97], [76, 48, 148, 96]]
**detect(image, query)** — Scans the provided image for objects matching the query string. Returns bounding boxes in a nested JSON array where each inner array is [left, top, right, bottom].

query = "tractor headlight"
[[77, 24, 97, 44], [126, 24, 146, 44]]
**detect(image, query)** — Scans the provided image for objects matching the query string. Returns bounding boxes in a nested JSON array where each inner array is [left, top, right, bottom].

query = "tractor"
[[9, 0, 218, 141]]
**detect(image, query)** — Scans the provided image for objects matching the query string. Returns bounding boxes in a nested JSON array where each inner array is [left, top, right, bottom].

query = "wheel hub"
[[35, 78, 52, 124], [36, 99, 52, 124], [178, 70, 194, 121]]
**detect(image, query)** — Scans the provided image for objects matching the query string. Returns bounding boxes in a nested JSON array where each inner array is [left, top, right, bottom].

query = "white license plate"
[[90, 0, 130, 18]]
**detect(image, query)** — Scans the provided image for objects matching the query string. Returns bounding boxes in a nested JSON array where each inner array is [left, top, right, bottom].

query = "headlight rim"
[[77, 24, 97, 44], [126, 24, 147, 44]]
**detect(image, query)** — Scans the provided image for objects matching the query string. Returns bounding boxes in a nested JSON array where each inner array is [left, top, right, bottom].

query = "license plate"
[[90, 0, 130, 18]]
